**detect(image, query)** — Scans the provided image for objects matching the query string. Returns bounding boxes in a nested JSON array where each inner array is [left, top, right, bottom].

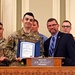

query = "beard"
[[49, 29, 57, 35]]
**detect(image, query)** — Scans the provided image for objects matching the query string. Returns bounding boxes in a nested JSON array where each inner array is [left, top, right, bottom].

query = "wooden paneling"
[[0, 66, 75, 75]]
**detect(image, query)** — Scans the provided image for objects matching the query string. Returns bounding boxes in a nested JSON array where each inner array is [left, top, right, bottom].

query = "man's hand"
[[16, 57, 22, 61], [0, 56, 6, 61]]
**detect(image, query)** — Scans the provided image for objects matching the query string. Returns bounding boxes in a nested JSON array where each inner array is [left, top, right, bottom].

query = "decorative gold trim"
[[16, 0, 22, 30]]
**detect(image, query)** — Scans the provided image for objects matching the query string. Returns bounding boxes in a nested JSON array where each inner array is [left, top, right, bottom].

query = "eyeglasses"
[[62, 25, 71, 28], [47, 24, 57, 27]]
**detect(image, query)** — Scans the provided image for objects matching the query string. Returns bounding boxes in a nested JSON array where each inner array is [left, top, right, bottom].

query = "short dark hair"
[[23, 12, 34, 19], [0, 22, 3, 26], [47, 18, 58, 25], [34, 19, 39, 26], [62, 20, 72, 26]]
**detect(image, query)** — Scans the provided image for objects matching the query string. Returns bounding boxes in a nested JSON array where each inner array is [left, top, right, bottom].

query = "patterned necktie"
[[49, 37, 55, 56]]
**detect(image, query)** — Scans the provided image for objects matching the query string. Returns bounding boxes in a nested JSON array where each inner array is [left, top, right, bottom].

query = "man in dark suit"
[[44, 18, 75, 66]]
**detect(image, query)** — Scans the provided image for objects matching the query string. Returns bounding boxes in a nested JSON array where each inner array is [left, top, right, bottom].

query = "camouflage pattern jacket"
[[4, 28, 44, 61], [0, 37, 6, 57], [0, 37, 7, 66]]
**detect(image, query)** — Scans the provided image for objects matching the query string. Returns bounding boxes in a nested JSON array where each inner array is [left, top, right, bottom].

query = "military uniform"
[[0, 38, 6, 48], [0, 38, 6, 56], [4, 28, 44, 66], [0, 37, 6, 66]]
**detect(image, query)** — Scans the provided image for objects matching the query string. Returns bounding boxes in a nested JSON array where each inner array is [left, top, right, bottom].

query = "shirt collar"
[[20, 28, 32, 36], [52, 31, 59, 39]]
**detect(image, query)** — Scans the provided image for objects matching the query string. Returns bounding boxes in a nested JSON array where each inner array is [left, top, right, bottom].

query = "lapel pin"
[[58, 36, 60, 38]]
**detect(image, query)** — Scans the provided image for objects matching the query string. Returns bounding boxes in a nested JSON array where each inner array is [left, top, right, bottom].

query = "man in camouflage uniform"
[[0, 22, 6, 66], [4, 12, 44, 66]]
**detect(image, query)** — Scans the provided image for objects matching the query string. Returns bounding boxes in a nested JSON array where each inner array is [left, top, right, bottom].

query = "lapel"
[[47, 37, 51, 50], [54, 31, 62, 54]]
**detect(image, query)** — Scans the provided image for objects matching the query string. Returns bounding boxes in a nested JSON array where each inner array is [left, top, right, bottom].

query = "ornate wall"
[[0, 0, 75, 38]]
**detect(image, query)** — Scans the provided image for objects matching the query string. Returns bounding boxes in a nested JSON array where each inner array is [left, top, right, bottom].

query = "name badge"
[[32, 58, 54, 66]]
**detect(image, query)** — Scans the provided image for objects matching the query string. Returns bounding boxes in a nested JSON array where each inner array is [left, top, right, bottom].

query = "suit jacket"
[[44, 31, 75, 66]]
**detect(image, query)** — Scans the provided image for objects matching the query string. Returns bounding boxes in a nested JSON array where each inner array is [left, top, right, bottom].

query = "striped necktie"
[[49, 37, 55, 56]]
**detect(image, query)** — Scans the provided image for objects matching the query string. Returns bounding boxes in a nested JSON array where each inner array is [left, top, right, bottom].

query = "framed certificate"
[[17, 39, 40, 58], [20, 42, 35, 58]]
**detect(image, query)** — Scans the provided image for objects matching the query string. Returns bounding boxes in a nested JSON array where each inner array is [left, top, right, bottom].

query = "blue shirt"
[[38, 33, 48, 43]]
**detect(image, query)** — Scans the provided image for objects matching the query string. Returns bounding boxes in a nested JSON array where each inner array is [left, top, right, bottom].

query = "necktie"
[[49, 37, 55, 56]]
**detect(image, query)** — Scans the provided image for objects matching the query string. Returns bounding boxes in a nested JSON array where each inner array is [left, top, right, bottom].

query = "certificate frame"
[[17, 39, 40, 58], [20, 42, 35, 58]]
